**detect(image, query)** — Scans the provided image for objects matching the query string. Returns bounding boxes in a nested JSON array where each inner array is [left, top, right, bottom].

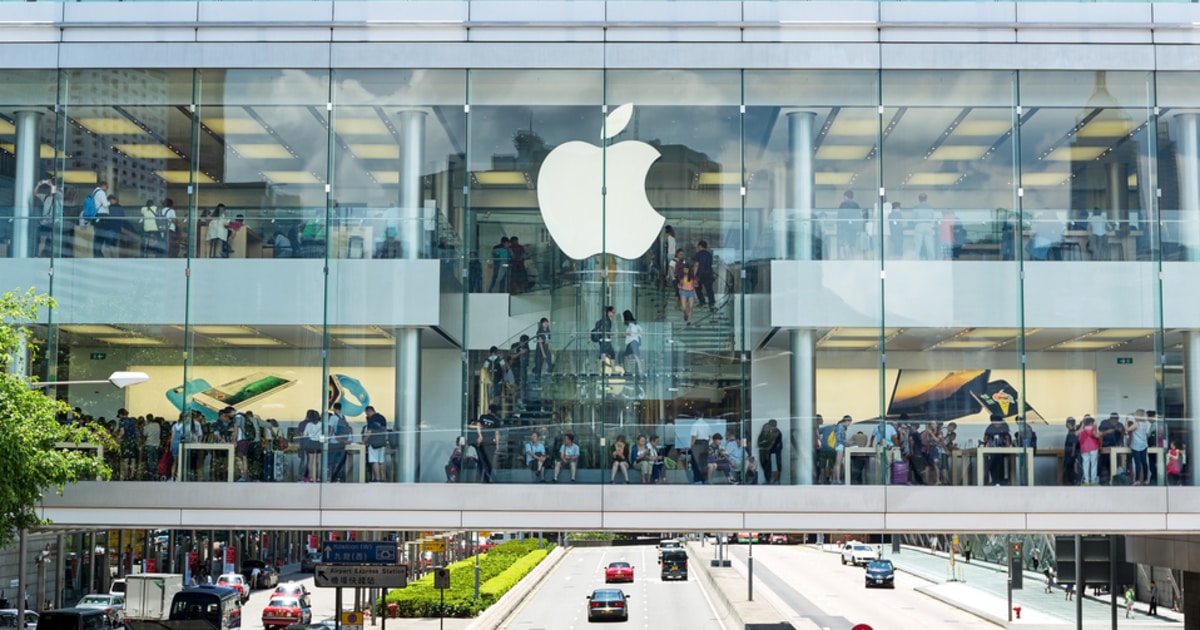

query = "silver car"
[[75, 594, 125, 626], [0, 609, 39, 630]]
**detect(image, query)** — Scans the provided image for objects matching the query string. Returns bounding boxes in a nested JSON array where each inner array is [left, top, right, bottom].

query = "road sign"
[[424, 540, 445, 553], [340, 612, 363, 630], [321, 541, 397, 564], [315, 564, 408, 588], [434, 568, 450, 589]]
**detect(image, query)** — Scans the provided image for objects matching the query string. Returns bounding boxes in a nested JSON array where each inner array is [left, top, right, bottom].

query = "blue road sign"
[[321, 541, 398, 564]]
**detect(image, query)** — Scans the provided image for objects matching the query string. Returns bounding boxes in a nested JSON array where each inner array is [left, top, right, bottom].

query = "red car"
[[604, 561, 634, 583], [261, 596, 311, 629], [216, 574, 248, 603]]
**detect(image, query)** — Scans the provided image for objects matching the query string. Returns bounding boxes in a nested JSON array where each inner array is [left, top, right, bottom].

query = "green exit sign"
[[90, 353, 106, 360], [1117, 357, 1133, 365]]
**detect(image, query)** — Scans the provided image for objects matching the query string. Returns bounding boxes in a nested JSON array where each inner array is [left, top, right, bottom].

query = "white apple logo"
[[536, 103, 665, 260]]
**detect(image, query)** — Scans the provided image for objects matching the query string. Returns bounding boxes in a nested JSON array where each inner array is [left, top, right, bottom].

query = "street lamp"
[[28, 371, 150, 390], [19, 371, 150, 622]]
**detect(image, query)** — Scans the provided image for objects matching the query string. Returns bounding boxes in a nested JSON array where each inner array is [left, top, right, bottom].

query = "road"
[[241, 569, 387, 630], [501, 546, 725, 630], [721, 543, 1000, 630]]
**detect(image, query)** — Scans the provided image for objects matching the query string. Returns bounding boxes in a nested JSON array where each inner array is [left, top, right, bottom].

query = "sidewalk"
[[869, 545, 1185, 628]]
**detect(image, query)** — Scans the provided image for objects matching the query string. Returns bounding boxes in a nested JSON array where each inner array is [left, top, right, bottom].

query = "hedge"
[[383, 540, 555, 618]]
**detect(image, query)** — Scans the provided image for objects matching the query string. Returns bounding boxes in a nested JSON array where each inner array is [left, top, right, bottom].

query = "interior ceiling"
[[42, 324, 459, 351], [0, 101, 1153, 194], [759, 327, 1180, 353]]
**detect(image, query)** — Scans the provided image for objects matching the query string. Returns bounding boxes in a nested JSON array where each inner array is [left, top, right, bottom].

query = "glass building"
[[2, 2, 1200, 494]]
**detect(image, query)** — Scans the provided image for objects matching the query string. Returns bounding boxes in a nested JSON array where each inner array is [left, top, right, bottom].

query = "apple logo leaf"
[[603, 103, 634, 140]]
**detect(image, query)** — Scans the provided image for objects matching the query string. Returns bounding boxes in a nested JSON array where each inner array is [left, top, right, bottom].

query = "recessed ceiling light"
[[155, 170, 216, 184], [59, 325, 128, 335], [335, 118, 390, 135], [827, 119, 877, 136], [75, 118, 148, 136], [906, 172, 960, 186], [1045, 147, 1106, 162], [113, 144, 181, 159], [471, 171, 529, 186], [1021, 172, 1070, 187], [232, 144, 294, 159], [62, 171, 98, 184], [0, 120, 14, 135], [262, 171, 321, 184], [815, 172, 855, 186], [94, 337, 166, 346], [188, 325, 260, 336], [928, 145, 989, 161], [935, 340, 999, 349], [952, 120, 1011, 136], [349, 144, 400, 159], [1076, 120, 1134, 138], [816, 145, 872, 160], [216, 337, 284, 346], [337, 338, 396, 347], [0, 143, 62, 159], [204, 118, 267, 135]]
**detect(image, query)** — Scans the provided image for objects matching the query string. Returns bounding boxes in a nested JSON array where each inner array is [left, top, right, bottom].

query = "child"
[[1167, 441, 1183, 486], [445, 436, 465, 482]]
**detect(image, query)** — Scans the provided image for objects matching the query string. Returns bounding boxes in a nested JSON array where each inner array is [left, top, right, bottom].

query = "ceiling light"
[[1045, 147, 1106, 161], [232, 144, 294, 159], [61, 171, 98, 184], [828, 327, 899, 339], [188, 325, 260, 335], [827, 119, 878, 136], [113, 144, 180, 159], [155, 170, 216, 185], [337, 338, 396, 347], [471, 171, 530, 186], [262, 171, 321, 184], [928, 145, 989, 161], [371, 171, 400, 184], [936, 340, 999, 349], [59, 325, 128, 335], [817, 340, 878, 349], [1052, 340, 1119, 350], [1085, 329, 1154, 339], [335, 118, 390, 135], [952, 120, 1012, 136], [74, 118, 148, 136], [349, 144, 400, 159], [0, 143, 63, 159], [1128, 173, 1138, 188], [697, 172, 742, 186], [817, 145, 873, 160], [0, 120, 13, 135], [216, 337, 285, 346], [204, 118, 267, 135], [815, 172, 855, 186], [94, 337, 166, 346], [958, 328, 1022, 339], [1020, 172, 1070, 187], [906, 172, 961, 186], [1076, 120, 1134, 138]]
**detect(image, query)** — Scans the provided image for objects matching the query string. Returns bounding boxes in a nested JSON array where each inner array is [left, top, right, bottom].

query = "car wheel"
[[841, 556, 846, 565]]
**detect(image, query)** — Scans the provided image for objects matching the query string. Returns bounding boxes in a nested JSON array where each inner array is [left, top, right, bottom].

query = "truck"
[[123, 574, 186, 622]]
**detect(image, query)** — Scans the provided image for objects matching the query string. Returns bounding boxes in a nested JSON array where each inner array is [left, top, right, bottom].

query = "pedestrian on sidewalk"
[[929, 535, 939, 554], [1148, 580, 1158, 616], [1124, 585, 1136, 618], [1065, 582, 1074, 601], [1043, 568, 1054, 593], [963, 540, 972, 563]]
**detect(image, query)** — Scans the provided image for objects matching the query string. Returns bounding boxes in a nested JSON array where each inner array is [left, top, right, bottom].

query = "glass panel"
[[329, 69, 467, 483], [746, 70, 881, 485], [181, 69, 330, 482], [603, 70, 743, 485], [1019, 71, 1158, 487], [0, 70, 61, 260], [881, 70, 1022, 486], [464, 69, 603, 483]]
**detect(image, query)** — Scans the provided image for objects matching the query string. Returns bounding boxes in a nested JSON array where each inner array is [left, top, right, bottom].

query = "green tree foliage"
[[0, 289, 112, 547]]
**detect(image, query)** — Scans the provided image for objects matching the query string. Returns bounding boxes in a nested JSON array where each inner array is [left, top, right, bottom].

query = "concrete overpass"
[[37, 482, 1200, 533]]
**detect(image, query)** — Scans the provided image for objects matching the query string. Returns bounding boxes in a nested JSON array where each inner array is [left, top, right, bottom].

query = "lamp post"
[[19, 371, 150, 626]]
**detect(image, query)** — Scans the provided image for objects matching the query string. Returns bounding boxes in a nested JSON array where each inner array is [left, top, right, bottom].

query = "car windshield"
[[78, 596, 109, 605], [854, 545, 871, 552], [268, 599, 299, 608], [608, 563, 630, 569], [591, 590, 623, 601], [659, 541, 679, 548], [868, 560, 893, 570]]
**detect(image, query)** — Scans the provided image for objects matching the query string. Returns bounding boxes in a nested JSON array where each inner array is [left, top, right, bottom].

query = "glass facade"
[[3, 68, 1195, 487]]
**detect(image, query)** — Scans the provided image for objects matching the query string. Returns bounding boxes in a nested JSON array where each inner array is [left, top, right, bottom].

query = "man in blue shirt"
[[833, 415, 851, 485]]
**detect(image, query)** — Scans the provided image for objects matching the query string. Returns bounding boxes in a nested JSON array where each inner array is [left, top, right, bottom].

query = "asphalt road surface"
[[501, 545, 725, 630]]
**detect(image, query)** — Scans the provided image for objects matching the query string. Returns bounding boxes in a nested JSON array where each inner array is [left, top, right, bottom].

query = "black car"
[[864, 559, 895, 589], [586, 589, 630, 622], [283, 618, 335, 630], [299, 553, 321, 574], [660, 550, 688, 581]]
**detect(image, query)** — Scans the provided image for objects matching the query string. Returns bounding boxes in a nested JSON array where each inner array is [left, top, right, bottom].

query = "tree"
[[0, 288, 111, 548]]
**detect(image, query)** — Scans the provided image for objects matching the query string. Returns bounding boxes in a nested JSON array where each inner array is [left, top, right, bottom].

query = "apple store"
[[4, 64, 1200, 488]]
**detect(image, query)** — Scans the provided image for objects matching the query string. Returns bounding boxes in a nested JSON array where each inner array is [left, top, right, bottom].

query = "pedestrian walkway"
[[875, 545, 1185, 628]]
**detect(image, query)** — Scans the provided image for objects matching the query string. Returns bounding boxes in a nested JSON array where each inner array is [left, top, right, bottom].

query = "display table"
[[1035, 448, 1066, 485], [180, 442, 235, 482], [228, 226, 263, 259], [843, 446, 877, 485], [1100, 446, 1166, 485], [975, 446, 1035, 486]]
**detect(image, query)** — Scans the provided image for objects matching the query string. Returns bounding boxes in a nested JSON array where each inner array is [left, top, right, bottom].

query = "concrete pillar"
[[1174, 114, 1200, 261], [394, 329, 420, 483], [790, 329, 816, 485], [391, 109, 427, 484], [784, 111, 816, 261], [1183, 571, 1199, 623], [1105, 162, 1127, 224], [397, 110, 427, 260], [1183, 332, 1200, 486], [13, 110, 43, 260]]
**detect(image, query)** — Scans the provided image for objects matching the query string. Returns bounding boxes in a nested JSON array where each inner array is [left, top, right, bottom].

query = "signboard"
[[1117, 357, 1133, 365], [340, 612, 363, 630], [424, 541, 445, 553], [90, 353, 106, 360], [314, 564, 408, 588], [321, 541, 397, 564], [224, 547, 236, 564]]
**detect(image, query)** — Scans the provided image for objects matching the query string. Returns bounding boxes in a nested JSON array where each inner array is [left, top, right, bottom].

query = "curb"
[[467, 546, 568, 630], [685, 542, 744, 630]]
